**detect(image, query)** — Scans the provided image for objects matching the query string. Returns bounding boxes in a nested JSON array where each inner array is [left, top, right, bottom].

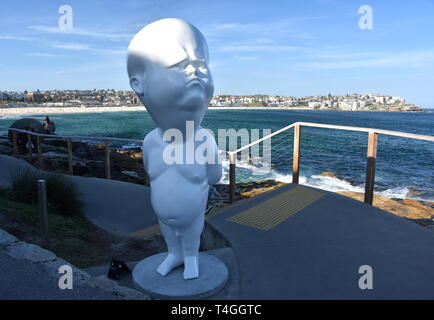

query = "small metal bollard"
[[37, 180, 49, 249]]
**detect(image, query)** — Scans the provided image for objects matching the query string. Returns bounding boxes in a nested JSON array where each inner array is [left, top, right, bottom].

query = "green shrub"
[[9, 168, 83, 216]]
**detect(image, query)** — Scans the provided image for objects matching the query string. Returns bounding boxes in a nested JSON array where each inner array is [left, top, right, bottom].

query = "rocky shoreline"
[[0, 134, 433, 227]]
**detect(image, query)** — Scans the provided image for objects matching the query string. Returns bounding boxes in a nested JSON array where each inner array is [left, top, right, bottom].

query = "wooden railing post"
[[27, 132, 32, 157], [37, 180, 49, 249], [37, 136, 44, 169], [364, 132, 378, 205], [292, 124, 301, 184], [12, 130, 18, 156], [67, 138, 73, 175], [105, 139, 111, 180], [229, 153, 236, 204]]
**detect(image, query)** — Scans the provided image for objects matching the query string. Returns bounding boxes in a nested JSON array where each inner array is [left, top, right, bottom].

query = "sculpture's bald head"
[[127, 18, 209, 78], [127, 18, 214, 132]]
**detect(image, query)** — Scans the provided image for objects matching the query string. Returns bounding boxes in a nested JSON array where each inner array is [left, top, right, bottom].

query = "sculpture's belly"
[[150, 170, 209, 227]]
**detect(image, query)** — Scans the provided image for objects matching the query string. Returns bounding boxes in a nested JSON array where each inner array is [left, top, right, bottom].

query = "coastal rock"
[[4, 242, 57, 263], [320, 172, 356, 185], [73, 146, 91, 158], [121, 170, 140, 179], [338, 191, 434, 220], [320, 172, 339, 178], [44, 139, 71, 148], [0, 145, 12, 155], [238, 179, 288, 198], [402, 199, 434, 218], [407, 188, 422, 197], [0, 229, 18, 246], [8, 118, 45, 145], [413, 219, 434, 227]]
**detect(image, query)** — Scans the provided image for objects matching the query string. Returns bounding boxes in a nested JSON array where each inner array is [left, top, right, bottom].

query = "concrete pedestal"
[[132, 252, 228, 300]]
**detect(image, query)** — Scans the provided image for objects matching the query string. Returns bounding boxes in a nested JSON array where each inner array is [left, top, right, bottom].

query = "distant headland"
[[0, 90, 426, 113]]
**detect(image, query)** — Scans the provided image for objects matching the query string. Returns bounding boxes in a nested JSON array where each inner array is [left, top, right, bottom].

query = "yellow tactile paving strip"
[[227, 186, 324, 231]]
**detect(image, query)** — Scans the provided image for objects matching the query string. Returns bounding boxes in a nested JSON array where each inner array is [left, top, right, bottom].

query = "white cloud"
[[209, 61, 222, 69], [296, 50, 434, 70], [0, 35, 33, 41], [51, 43, 91, 51], [234, 56, 259, 60], [215, 23, 261, 31], [0, 34, 125, 56], [56, 61, 125, 75], [219, 45, 301, 52], [28, 26, 133, 41], [205, 21, 313, 40], [51, 42, 126, 55], [25, 53, 58, 58]]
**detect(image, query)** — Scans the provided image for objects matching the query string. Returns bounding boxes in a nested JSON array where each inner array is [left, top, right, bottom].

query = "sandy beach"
[[0, 105, 313, 117]]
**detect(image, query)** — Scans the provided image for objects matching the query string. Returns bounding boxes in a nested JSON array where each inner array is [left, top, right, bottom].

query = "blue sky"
[[1, 0, 434, 108]]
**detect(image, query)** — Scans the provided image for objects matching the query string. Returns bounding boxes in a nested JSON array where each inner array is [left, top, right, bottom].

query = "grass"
[[0, 186, 162, 268], [0, 187, 110, 267], [9, 168, 82, 216]]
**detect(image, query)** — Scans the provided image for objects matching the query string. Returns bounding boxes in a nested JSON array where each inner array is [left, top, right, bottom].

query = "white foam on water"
[[274, 173, 365, 193], [378, 187, 409, 200], [219, 159, 434, 202]]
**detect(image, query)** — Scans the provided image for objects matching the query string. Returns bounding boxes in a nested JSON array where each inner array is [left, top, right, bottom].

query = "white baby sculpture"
[[127, 18, 222, 280]]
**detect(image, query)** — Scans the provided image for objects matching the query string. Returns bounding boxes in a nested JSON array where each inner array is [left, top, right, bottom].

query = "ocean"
[[1, 109, 433, 201]]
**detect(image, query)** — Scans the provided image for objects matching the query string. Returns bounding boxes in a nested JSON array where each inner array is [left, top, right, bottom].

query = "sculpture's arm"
[[207, 137, 222, 185], [142, 135, 150, 174]]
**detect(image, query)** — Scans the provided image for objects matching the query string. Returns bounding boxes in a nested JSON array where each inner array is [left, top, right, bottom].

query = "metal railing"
[[227, 121, 434, 205], [7, 128, 144, 182], [5, 123, 434, 206]]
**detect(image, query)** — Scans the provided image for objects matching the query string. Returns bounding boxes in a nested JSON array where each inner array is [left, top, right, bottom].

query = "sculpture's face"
[[128, 19, 214, 132], [144, 40, 213, 131]]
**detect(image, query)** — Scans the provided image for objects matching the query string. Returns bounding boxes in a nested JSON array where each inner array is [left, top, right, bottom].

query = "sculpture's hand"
[[207, 144, 222, 185]]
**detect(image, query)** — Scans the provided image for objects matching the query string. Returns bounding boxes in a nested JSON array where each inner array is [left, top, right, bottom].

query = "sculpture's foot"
[[156, 253, 183, 277], [183, 256, 199, 280]]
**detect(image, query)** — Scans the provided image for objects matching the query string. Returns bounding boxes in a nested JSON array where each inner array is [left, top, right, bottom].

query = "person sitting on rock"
[[24, 127, 35, 151], [42, 116, 56, 134]]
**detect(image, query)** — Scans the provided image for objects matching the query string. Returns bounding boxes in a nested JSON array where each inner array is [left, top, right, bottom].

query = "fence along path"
[[8, 127, 144, 182], [6, 123, 434, 204], [227, 121, 434, 205]]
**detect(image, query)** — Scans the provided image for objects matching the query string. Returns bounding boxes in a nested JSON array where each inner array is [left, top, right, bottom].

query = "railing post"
[[229, 152, 236, 204], [37, 180, 49, 249], [12, 130, 18, 156], [27, 132, 33, 157], [292, 124, 301, 184], [67, 139, 73, 175], [364, 131, 378, 205], [37, 136, 44, 170], [105, 139, 111, 180]]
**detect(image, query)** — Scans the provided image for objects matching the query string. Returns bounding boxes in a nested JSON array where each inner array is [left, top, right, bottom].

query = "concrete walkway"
[[0, 250, 124, 300], [0, 229, 148, 300], [0, 155, 157, 236], [207, 184, 434, 299], [3, 154, 434, 299]]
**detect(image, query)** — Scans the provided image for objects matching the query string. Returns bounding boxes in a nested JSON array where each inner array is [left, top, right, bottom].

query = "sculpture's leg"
[[156, 219, 183, 277], [180, 214, 204, 280]]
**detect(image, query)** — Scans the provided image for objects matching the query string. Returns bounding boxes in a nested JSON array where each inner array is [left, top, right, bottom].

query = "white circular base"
[[132, 252, 228, 300]]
